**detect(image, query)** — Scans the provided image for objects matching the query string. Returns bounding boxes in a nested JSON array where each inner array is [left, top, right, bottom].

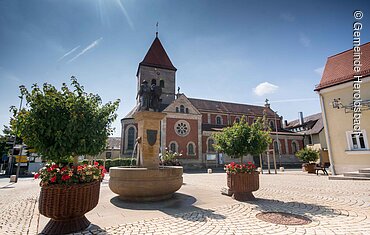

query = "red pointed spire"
[[139, 37, 177, 71]]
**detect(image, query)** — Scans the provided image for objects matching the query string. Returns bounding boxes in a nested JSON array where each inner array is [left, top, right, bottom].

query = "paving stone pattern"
[[1, 171, 370, 235]]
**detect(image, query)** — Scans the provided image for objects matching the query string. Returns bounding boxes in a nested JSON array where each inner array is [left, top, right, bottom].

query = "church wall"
[[165, 117, 199, 159]]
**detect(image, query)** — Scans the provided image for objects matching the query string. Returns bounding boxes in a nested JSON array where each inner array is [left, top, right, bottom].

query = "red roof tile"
[[315, 42, 370, 91], [188, 98, 276, 117], [138, 37, 177, 72]]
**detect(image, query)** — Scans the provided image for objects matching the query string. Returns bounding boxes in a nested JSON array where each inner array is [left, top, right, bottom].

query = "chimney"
[[299, 112, 304, 125], [284, 120, 288, 128]]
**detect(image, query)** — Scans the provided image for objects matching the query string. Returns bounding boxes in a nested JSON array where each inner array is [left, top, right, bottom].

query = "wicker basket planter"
[[227, 172, 259, 201], [303, 163, 316, 174], [39, 180, 100, 235]]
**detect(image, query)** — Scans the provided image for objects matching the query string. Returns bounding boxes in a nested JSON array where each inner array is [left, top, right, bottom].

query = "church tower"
[[136, 35, 177, 106]]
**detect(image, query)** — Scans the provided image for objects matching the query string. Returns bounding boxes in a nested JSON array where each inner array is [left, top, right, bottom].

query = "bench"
[[314, 163, 329, 175]]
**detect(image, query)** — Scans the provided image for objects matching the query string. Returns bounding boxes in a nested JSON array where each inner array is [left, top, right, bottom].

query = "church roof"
[[188, 98, 276, 117], [315, 42, 370, 91], [138, 37, 177, 73]]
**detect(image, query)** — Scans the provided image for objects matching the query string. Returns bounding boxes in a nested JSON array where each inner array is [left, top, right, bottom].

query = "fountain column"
[[134, 111, 166, 169]]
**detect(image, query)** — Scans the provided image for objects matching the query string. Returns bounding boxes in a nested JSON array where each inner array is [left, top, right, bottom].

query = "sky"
[[1, 0, 369, 136]]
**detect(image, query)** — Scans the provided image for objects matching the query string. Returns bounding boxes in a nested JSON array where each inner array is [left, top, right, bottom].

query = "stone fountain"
[[109, 81, 183, 201]]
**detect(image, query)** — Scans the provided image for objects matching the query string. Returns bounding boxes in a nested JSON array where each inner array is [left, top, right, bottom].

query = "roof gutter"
[[319, 92, 336, 175]]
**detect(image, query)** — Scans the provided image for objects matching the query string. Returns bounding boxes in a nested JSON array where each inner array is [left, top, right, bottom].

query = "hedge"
[[80, 158, 136, 171]]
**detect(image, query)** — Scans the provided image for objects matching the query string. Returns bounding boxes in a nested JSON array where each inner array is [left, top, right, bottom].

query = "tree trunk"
[[240, 155, 243, 164]]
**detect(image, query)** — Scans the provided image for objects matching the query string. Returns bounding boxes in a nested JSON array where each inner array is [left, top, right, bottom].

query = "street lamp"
[[274, 111, 282, 167]]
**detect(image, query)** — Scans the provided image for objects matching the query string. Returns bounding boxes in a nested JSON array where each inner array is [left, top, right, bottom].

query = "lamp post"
[[9, 93, 24, 182], [274, 111, 282, 167]]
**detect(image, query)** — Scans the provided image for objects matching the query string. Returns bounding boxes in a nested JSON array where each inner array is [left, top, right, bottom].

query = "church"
[[120, 34, 304, 168]]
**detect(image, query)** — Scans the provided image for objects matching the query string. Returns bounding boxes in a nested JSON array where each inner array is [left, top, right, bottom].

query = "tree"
[[213, 117, 272, 163], [16, 77, 120, 165]]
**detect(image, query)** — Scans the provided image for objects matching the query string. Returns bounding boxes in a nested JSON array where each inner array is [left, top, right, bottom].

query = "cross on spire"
[[156, 22, 159, 38]]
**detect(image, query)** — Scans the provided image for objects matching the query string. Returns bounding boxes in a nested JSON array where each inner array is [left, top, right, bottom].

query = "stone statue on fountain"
[[137, 79, 162, 112]]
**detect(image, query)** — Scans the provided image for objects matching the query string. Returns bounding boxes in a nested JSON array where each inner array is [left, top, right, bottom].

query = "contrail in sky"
[[57, 45, 80, 61], [68, 37, 103, 63]]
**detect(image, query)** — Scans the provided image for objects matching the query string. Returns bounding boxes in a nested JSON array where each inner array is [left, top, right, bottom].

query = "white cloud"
[[68, 37, 103, 63], [314, 66, 324, 76], [280, 13, 295, 22], [58, 45, 81, 62], [299, 33, 311, 47], [253, 82, 279, 96]]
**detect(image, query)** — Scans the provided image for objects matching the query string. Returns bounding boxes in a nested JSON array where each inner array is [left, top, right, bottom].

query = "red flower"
[[51, 164, 59, 170], [34, 173, 40, 179], [61, 174, 70, 181], [94, 162, 99, 166], [50, 176, 57, 183]]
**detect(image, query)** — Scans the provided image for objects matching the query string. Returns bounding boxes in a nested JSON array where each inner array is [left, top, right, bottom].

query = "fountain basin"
[[109, 166, 183, 201]]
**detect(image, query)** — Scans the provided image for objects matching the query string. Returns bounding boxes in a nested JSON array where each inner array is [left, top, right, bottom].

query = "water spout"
[[130, 137, 141, 167]]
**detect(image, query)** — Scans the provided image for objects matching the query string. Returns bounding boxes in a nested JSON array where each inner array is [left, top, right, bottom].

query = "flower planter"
[[227, 172, 259, 201], [39, 180, 100, 235], [303, 163, 316, 174]]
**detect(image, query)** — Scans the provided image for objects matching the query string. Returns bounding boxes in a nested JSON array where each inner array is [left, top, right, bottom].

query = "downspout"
[[319, 93, 336, 175]]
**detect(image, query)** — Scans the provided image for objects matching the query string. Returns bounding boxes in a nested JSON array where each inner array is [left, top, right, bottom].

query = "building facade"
[[121, 35, 305, 168], [315, 42, 370, 175]]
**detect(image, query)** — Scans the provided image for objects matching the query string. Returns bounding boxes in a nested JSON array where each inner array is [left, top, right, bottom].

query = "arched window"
[[187, 142, 195, 155], [176, 107, 179, 113], [180, 105, 185, 113], [235, 117, 240, 123], [273, 141, 280, 154], [216, 116, 222, 125], [292, 141, 298, 154], [207, 138, 215, 152], [127, 127, 136, 151], [270, 120, 275, 129], [186, 108, 189, 113], [160, 80, 165, 88], [169, 142, 178, 153]]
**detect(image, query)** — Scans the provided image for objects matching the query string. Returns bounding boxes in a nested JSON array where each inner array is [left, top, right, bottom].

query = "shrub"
[[295, 147, 319, 163]]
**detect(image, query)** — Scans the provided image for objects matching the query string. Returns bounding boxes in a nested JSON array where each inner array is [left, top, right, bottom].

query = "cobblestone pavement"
[[0, 178, 39, 235], [1, 171, 370, 235], [80, 172, 370, 235]]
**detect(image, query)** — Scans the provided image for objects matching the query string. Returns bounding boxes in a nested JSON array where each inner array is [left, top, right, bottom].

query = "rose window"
[[175, 121, 190, 136]]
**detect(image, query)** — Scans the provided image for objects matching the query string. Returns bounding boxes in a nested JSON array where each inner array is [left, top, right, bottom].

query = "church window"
[[169, 142, 178, 153], [187, 142, 195, 155], [175, 120, 190, 136], [186, 108, 189, 113], [273, 141, 280, 154], [235, 117, 240, 123], [127, 127, 136, 151], [180, 105, 185, 113], [160, 80, 165, 88], [176, 107, 179, 113], [270, 120, 275, 130], [207, 138, 215, 152], [292, 141, 298, 154], [216, 116, 223, 125]]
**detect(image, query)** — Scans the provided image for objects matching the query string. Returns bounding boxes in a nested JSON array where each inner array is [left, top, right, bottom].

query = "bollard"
[[207, 168, 212, 174], [279, 167, 285, 172], [10, 175, 17, 183]]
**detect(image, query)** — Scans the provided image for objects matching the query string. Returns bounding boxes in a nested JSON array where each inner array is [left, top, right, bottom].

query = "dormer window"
[[216, 115, 223, 125]]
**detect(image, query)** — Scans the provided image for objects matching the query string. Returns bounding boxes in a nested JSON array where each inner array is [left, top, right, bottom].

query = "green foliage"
[[213, 117, 272, 163], [15, 77, 120, 163], [295, 147, 319, 163], [81, 158, 136, 171], [0, 135, 9, 157]]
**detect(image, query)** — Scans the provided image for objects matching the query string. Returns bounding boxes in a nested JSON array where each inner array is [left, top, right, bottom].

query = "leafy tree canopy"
[[15, 77, 120, 163], [213, 117, 272, 163]]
